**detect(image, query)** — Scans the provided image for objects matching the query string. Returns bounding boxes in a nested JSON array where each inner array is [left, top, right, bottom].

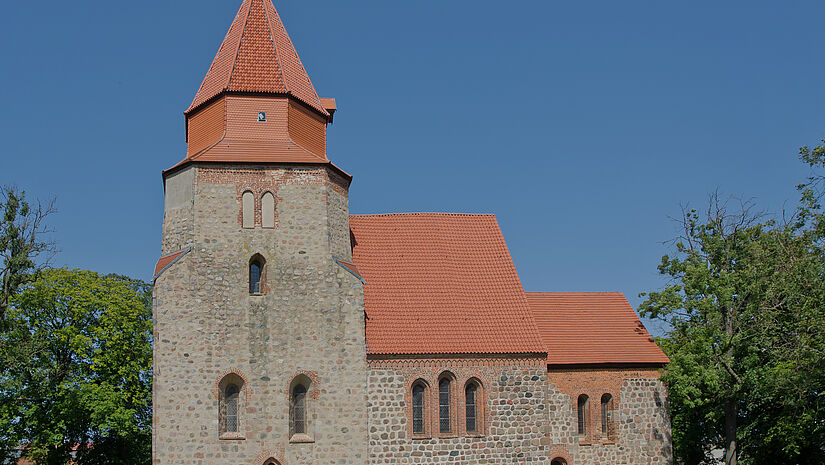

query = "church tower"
[[152, 1, 368, 464]]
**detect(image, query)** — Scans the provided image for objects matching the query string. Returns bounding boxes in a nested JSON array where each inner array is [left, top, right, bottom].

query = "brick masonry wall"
[[366, 357, 553, 465], [546, 368, 672, 465], [153, 164, 369, 465]]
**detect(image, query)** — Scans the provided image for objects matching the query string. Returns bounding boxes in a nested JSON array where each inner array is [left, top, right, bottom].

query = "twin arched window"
[[242, 191, 276, 229], [577, 393, 614, 440]]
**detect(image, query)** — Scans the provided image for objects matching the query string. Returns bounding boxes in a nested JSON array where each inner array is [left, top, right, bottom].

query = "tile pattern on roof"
[[153, 248, 190, 281], [350, 213, 547, 356], [526, 292, 669, 366], [187, 0, 327, 117]]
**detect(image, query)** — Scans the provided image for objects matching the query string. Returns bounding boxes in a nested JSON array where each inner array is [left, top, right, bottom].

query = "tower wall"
[[153, 164, 368, 465]]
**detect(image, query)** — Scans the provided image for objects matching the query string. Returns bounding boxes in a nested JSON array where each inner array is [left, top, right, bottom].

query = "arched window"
[[242, 191, 254, 228], [289, 375, 312, 440], [577, 394, 589, 436], [292, 384, 307, 434], [601, 393, 613, 439], [261, 192, 275, 228], [218, 373, 245, 438], [225, 384, 240, 432], [439, 377, 451, 433], [551, 459, 568, 465], [411, 381, 427, 434], [249, 255, 265, 295], [465, 380, 479, 434]]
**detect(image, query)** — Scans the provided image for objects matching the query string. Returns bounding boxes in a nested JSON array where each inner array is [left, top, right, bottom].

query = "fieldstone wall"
[[546, 368, 672, 465], [366, 358, 552, 465], [153, 164, 369, 465]]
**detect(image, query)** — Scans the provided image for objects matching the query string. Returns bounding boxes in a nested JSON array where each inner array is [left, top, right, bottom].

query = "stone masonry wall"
[[546, 368, 672, 465], [367, 357, 552, 465], [153, 164, 369, 465]]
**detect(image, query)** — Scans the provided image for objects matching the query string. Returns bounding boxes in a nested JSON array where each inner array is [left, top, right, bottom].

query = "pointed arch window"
[[577, 394, 589, 436], [465, 381, 479, 434], [292, 384, 307, 434], [249, 255, 265, 295], [601, 393, 614, 439], [218, 373, 245, 438], [412, 381, 427, 435], [439, 377, 451, 433]]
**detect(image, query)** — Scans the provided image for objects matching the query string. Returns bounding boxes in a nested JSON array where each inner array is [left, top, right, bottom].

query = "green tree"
[[641, 139, 825, 465], [0, 268, 153, 465], [0, 186, 55, 323]]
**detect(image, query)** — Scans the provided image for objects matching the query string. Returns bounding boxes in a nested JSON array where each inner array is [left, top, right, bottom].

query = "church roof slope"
[[350, 213, 547, 356], [526, 292, 669, 366], [186, 0, 328, 117]]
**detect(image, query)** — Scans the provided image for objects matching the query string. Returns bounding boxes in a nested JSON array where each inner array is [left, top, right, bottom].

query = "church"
[[152, 1, 673, 464]]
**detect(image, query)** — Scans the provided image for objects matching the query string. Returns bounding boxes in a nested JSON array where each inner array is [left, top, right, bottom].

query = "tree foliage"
[[0, 268, 153, 465], [641, 140, 825, 465], [0, 186, 55, 323]]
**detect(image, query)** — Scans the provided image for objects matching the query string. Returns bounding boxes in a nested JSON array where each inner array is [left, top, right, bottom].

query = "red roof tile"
[[187, 0, 328, 117], [526, 292, 669, 366], [153, 248, 190, 280], [350, 213, 547, 356]]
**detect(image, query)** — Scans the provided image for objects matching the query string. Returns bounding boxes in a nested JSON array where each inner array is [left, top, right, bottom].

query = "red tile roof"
[[350, 213, 546, 356], [526, 292, 669, 366], [186, 0, 328, 117], [153, 248, 190, 281]]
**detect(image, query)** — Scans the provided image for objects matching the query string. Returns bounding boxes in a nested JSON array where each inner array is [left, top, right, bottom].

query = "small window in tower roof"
[[257, 112, 267, 122]]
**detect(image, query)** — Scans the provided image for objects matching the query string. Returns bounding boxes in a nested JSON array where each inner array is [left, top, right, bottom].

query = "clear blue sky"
[[2, 1, 824, 334]]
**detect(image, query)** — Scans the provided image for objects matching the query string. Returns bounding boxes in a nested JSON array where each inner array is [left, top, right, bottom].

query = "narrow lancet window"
[[577, 394, 589, 436], [439, 378, 451, 433], [225, 384, 239, 432], [249, 255, 265, 295], [601, 393, 613, 439], [412, 383, 425, 434], [465, 382, 478, 433], [292, 384, 307, 434]]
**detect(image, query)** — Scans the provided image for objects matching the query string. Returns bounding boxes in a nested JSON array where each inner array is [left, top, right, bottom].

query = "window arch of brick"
[[437, 372, 457, 435], [464, 378, 484, 436], [289, 374, 314, 442], [410, 379, 429, 436], [217, 372, 247, 439], [577, 394, 590, 437], [249, 254, 266, 295], [601, 393, 615, 440]]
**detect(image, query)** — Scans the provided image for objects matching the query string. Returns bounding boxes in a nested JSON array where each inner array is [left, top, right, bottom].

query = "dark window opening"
[[439, 378, 451, 433], [249, 257, 263, 294], [601, 393, 613, 438], [465, 383, 478, 433], [292, 384, 307, 434], [412, 384, 425, 434], [225, 384, 239, 433], [577, 394, 589, 436]]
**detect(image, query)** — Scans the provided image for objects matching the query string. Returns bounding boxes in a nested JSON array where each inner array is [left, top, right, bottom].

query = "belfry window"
[[249, 255, 265, 295], [412, 381, 426, 434], [577, 394, 589, 436], [439, 377, 451, 433]]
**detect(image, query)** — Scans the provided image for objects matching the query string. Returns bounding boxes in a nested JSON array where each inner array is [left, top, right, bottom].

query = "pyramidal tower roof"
[[186, 0, 328, 117]]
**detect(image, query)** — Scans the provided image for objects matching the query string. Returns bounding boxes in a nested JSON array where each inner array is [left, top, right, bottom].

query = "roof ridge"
[[350, 212, 496, 218], [260, 0, 285, 93], [225, 0, 255, 91], [527, 291, 625, 296]]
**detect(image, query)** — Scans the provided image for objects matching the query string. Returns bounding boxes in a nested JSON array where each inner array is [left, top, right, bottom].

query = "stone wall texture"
[[153, 165, 369, 465]]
